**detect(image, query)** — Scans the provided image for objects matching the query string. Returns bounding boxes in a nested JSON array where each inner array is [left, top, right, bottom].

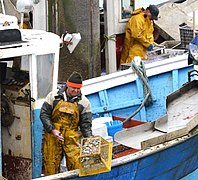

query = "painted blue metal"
[[32, 109, 43, 178], [181, 169, 198, 180], [88, 66, 193, 122], [172, 69, 179, 91], [32, 65, 195, 178], [68, 135, 198, 180], [135, 136, 198, 179]]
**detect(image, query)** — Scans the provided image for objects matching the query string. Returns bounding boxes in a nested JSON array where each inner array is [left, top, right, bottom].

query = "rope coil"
[[101, 34, 116, 52], [123, 59, 153, 124]]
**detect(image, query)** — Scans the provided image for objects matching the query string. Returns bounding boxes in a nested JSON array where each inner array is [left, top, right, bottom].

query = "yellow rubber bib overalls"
[[43, 100, 81, 175], [120, 8, 154, 64]]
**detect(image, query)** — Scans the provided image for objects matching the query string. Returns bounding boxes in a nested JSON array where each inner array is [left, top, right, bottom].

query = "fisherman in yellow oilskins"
[[40, 71, 92, 176], [120, 5, 159, 64]]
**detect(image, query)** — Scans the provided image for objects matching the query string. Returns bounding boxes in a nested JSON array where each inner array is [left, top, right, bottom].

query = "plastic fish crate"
[[79, 136, 112, 176], [179, 26, 198, 49]]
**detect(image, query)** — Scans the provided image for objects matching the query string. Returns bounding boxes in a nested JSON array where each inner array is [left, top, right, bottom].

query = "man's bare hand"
[[51, 129, 64, 141]]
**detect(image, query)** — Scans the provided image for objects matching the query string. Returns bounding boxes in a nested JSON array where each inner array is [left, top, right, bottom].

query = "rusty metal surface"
[[2, 104, 31, 158], [3, 155, 31, 180]]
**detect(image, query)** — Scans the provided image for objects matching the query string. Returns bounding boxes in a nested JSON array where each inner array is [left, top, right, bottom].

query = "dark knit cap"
[[67, 71, 83, 88], [148, 5, 159, 20]]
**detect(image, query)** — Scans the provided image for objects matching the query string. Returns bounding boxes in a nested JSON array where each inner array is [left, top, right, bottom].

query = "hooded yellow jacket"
[[120, 8, 154, 64]]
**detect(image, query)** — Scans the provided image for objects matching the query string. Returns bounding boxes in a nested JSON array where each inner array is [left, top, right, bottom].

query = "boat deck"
[[167, 86, 198, 131], [115, 80, 198, 149]]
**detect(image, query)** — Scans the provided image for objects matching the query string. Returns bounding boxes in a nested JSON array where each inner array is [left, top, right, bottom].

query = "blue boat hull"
[[32, 62, 197, 179], [70, 134, 198, 180], [33, 131, 198, 180]]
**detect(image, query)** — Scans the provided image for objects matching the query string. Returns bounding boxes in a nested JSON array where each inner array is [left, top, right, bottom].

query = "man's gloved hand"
[[147, 44, 154, 51]]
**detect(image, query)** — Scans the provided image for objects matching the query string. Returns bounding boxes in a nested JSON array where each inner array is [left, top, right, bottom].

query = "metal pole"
[[104, 0, 117, 74], [0, 0, 5, 14], [0, 83, 2, 176], [193, 11, 195, 38], [20, 13, 24, 29]]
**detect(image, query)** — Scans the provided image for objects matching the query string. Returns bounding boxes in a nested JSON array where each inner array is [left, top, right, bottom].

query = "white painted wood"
[[113, 0, 128, 34], [0, 29, 61, 58], [30, 54, 38, 100], [0, 26, 60, 178], [33, 0, 47, 30], [52, 42, 60, 92], [111, 0, 170, 35], [0, 29, 61, 100], [194, 65, 198, 80], [104, 0, 117, 74], [2, 104, 32, 179], [82, 53, 190, 95], [2, 104, 32, 158]]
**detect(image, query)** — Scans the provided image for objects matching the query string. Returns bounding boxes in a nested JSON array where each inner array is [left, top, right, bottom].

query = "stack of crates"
[[179, 25, 198, 49], [79, 136, 113, 176]]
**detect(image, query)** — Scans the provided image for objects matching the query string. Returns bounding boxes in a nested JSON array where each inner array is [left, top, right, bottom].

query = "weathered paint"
[[32, 64, 194, 178], [181, 168, 198, 180], [2, 104, 32, 178], [3, 155, 31, 180], [2, 104, 31, 158], [34, 134, 198, 180], [0, 29, 61, 179], [87, 66, 194, 122], [32, 109, 43, 179]]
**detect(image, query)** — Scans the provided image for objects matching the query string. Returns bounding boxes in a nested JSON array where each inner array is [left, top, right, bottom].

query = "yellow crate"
[[79, 136, 113, 176]]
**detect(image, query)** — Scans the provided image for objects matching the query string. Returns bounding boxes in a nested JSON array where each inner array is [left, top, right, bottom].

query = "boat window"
[[1, 56, 30, 105], [120, 0, 134, 22], [37, 54, 54, 98]]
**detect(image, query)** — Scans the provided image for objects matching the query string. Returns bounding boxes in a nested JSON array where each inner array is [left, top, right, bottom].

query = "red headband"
[[67, 80, 82, 88]]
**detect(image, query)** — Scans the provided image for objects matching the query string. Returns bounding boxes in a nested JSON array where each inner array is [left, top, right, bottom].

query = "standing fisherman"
[[40, 71, 92, 175]]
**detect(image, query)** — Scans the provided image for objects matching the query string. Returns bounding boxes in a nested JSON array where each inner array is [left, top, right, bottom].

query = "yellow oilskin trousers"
[[120, 8, 154, 64], [43, 100, 81, 175]]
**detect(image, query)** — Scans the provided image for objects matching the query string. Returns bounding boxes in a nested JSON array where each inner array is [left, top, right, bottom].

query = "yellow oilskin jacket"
[[43, 100, 81, 175], [120, 8, 154, 64]]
